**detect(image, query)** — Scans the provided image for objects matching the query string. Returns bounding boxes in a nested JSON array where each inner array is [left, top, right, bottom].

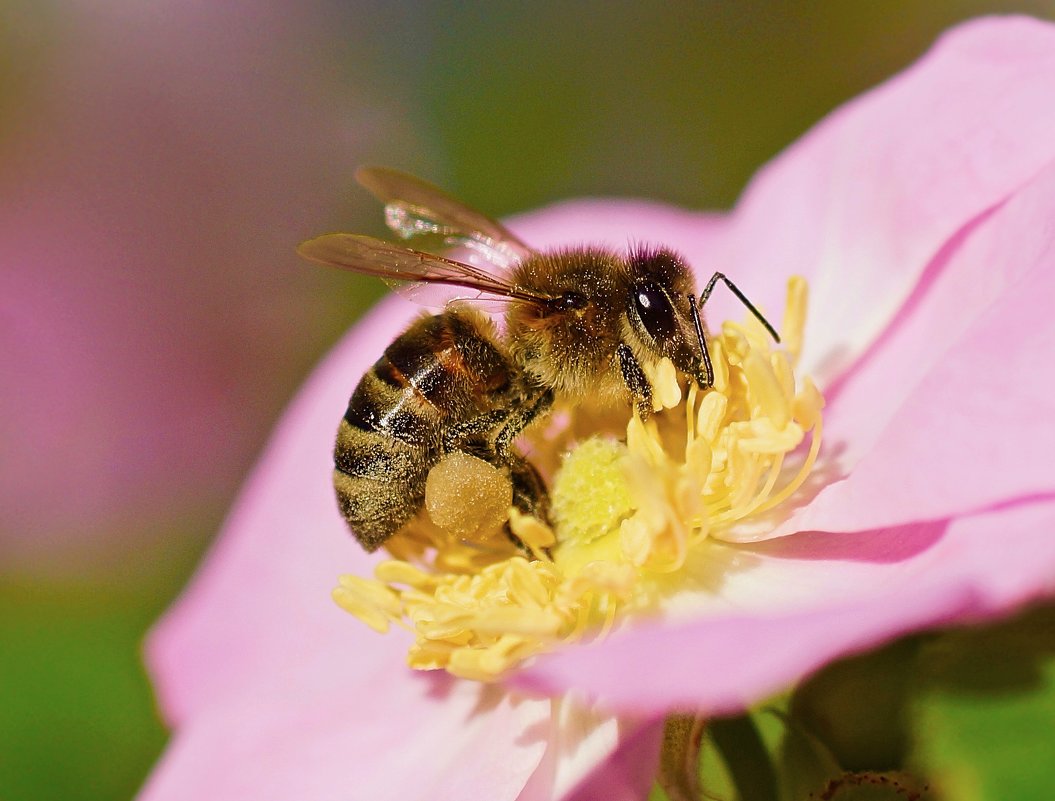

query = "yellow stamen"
[[333, 276, 824, 680]]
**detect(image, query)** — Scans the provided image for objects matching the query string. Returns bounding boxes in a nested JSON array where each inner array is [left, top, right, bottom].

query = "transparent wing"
[[356, 167, 533, 272], [297, 234, 552, 306]]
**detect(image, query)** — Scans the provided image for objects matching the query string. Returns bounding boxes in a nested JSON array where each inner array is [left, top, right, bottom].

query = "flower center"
[[333, 276, 823, 681]]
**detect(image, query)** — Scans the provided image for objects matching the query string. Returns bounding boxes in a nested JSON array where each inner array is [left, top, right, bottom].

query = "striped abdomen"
[[333, 309, 519, 551]]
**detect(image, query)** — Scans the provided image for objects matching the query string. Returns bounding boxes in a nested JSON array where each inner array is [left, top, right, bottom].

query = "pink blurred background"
[[2, 2, 386, 572]]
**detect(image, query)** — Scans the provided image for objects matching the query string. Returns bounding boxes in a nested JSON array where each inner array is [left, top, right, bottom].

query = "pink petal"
[[817, 157, 1055, 469], [752, 156, 1055, 540], [556, 718, 664, 801], [516, 706, 662, 801], [146, 298, 418, 725], [139, 676, 550, 801], [710, 16, 1055, 385], [515, 499, 1055, 713]]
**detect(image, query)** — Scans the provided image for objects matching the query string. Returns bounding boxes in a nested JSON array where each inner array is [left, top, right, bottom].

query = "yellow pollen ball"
[[425, 452, 512, 543]]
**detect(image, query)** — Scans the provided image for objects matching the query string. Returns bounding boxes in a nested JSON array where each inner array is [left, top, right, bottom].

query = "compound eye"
[[632, 281, 678, 341]]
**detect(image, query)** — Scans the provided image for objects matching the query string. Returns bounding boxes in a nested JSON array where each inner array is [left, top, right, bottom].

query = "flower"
[[142, 16, 1055, 801], [333, 275, 824, 681]]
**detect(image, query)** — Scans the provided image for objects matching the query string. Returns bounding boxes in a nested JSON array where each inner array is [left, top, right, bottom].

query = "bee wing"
[[356, 167, 533, 273], [297, 234, 553, 307]]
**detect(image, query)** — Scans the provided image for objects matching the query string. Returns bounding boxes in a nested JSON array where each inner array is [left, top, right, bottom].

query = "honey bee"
[[299, 168, 778, 552]]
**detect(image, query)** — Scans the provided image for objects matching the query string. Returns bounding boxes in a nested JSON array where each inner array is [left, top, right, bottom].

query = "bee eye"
[[631, 281, 678, 341]]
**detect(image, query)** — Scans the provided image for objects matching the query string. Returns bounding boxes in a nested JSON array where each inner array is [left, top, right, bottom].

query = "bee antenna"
[[698, 272, 780, 344]]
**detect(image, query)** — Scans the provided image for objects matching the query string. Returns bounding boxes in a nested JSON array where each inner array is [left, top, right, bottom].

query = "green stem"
[[710, 715, 780, 801]]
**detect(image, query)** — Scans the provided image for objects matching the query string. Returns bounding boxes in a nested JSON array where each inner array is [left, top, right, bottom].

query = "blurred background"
[[2, 2, 1053, 798]]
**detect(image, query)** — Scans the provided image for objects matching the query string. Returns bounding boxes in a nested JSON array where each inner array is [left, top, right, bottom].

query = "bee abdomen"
[[333, 467, 425, 552], [343, 362, 442, 447], [332, 310, 521, 552], [334, 408, 434, 552], [334, 416, 427, 479]]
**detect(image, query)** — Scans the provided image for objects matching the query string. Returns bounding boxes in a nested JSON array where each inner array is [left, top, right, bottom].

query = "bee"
[[299, 168, 778, 552]]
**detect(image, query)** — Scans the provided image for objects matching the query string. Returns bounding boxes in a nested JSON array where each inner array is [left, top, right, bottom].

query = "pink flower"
[[142, 16, 1055, 801]]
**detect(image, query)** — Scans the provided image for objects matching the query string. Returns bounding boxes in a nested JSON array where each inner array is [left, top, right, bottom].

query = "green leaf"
[[789, 638, 923, 771], [697, 724, 738, 801], [775, 710, 843, 801], [709, 715, 781, 801], [910, 603, 1055, 801]]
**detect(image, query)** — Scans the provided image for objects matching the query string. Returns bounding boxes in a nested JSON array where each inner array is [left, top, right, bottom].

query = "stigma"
[[333, 276, 823, 681]]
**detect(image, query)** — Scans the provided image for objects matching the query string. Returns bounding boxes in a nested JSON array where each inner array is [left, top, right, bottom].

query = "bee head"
[[626, 248, 709, 386]]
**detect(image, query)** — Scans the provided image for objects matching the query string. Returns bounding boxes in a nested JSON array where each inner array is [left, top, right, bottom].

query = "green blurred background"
[[2, 2, 1053, 798]]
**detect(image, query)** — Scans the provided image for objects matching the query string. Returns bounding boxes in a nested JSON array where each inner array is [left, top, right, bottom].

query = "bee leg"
[[443, 409, 509, 452], [508, 455, 550, 521], [493, 389, 554, 461], [617, 343, 653, 420], [503, 454, 552, 558]]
